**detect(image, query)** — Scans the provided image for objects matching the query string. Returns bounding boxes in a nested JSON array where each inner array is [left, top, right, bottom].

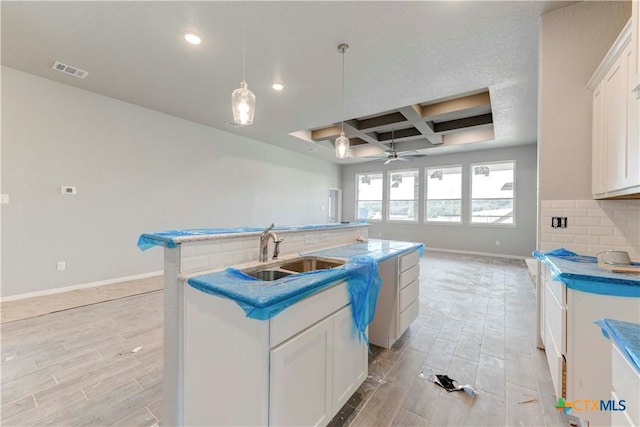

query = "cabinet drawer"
[[399, 264, 419, 289], [544, 281, 566, 354], [399, 250, 419, 272], [399, 299, 419, 336], [399, 279, 419, 312], [270, 281, 349, 347], [541, 264, 565, 305], [612, 344, 640, 426]]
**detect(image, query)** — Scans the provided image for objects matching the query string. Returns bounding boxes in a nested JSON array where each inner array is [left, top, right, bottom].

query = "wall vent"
[[51, 61, 88, 79]]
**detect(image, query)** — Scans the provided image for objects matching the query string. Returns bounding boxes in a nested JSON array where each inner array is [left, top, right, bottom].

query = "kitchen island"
[[138, 223, 423, 426], [535, 250, 640, 426]]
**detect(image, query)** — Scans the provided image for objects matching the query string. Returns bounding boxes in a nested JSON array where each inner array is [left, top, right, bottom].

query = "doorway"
[[328, 188, 342, 223]]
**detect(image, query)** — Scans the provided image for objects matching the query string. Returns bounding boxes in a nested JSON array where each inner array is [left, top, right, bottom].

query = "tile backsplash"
[[179, 225, 369, 275], [540, 199, 639, 261]]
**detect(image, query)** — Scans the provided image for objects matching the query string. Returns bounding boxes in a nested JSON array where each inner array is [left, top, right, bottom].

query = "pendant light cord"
[[341, 48, 345, 134], [242, 2, 246, 83]]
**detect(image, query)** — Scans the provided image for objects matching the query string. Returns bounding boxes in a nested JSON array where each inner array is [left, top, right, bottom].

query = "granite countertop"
[[534, 250, 640, 297], [596, 318, 640, 374], [187, 239, 424, 318], [137, 222, 370, 250]]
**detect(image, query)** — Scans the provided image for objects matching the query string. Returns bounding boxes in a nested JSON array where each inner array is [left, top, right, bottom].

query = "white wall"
[[1, 67, 341, 298], [538, 1, 638, 260], [341, 144, 538, 258], [539, 0, 631, 200]]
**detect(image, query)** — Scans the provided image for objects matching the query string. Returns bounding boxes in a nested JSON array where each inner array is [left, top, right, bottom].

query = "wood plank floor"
[[1, 251, 574, 426], [1, 275, 163, 323]]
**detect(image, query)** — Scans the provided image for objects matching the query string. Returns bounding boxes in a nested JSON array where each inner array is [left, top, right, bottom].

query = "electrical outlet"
[[0, 194, 9, 204], [552, 217, 568, 228], [61, 186, 77, 195], [57, 261, 66, 271], [496, 240, 500, 246]]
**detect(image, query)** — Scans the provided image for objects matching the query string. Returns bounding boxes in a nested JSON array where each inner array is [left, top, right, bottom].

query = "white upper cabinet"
[[588, 19, 640, 199], [634, 0, 640, 93]]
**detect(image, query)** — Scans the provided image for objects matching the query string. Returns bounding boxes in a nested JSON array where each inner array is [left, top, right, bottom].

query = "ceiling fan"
[[369, 129, 424, 164]]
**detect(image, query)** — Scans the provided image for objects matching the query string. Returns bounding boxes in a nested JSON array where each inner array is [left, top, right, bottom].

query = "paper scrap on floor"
[[427, 373, 479, 397]]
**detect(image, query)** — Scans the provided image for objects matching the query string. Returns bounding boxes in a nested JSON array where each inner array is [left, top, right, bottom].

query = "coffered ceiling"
[[304, 89, 494, 158], [1, 1, 576, 163]]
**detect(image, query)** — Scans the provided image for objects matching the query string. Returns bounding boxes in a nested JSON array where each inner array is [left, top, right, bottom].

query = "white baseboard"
[[423, 246, 528, 260], [0, 271, 164, 302]]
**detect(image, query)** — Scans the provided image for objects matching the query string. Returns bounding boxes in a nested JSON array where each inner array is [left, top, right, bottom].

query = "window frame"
[[469, 160, 516, 227], [386, 168, 420, 224], [355, 172, 384, 222], [424, 164, 463, 225]]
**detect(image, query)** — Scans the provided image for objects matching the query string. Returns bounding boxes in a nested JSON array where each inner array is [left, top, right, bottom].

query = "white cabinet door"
[[592, 80, 605, 196], [332, 305, 367, 411], [270, 316, 333, 427], [369, 257, 399, 348], [625, 41, 640, 192], [589, 21, 639, 198], [633, 0, 640, 90], [604, 51, 628, 192]]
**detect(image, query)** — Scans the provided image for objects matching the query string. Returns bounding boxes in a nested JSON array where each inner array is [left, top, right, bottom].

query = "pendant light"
[[231, 2, 255, 126], [335, 43, 350, 159]]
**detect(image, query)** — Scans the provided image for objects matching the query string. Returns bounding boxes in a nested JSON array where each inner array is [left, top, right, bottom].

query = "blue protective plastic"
[[595, 318, 640, 374], [306, 240, 424, 262], [189, 266, 350, 320], [533, 248, 640, 297], [137, 228, 257, 250], [137, 221, 370, 251], [343, 256, 382, 345], [187, 256, 383, 344]]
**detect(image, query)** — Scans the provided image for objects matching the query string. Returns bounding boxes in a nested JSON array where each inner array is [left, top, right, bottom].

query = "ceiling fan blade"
[[397, 157, 410, 161], [384, 159, 393, 165], [397, 150, 419, 156]]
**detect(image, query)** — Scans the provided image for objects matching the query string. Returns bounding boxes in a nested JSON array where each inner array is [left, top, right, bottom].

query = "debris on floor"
[[518, 398, 538, 404], [131, 346, 143, 353], [362, 360, 388, 392], [427, 373, 479, 397]]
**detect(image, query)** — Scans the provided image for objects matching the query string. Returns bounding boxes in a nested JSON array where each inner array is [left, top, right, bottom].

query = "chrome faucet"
[[259, 223, 283, 262]]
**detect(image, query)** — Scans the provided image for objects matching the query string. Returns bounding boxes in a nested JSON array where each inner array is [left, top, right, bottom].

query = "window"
[[387, 169, 419, 222], [356, 172, 383, 220], [425, 165, 462, 223], [470, 161, 515, 225]]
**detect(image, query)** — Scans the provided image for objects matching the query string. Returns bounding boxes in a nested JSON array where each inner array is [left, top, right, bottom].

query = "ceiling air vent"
[[51, 61, 88, 79]]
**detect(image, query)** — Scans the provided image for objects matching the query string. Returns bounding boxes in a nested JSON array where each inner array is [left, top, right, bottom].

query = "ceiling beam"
[[311, 125, 341, 141], [398, 105, 444, 145]]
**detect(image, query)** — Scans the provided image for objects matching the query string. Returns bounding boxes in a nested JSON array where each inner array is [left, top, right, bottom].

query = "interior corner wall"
[[1, 67, 341, 298], [340, 144, 538, 258], [538, 1, 631, 201]]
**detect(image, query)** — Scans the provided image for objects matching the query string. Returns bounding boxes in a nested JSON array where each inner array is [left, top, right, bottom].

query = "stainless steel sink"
[[242, 256, 344, 281], [245, 270, 293, 281], [278, 257, 345, 273]]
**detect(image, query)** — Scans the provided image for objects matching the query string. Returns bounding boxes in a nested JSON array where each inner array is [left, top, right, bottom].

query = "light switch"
[[0, 194, 8, 204]]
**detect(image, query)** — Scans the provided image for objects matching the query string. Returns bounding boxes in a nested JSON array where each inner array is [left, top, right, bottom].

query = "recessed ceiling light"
[[272, 82, 284, 91], [183, 32, 202, 45]]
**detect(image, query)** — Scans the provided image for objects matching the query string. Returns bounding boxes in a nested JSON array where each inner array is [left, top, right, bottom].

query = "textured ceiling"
[[1, 1, 576, 163]]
